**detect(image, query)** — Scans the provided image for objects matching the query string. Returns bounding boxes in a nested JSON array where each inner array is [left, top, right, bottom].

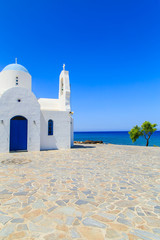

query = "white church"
[[0, 61, 74, 153]]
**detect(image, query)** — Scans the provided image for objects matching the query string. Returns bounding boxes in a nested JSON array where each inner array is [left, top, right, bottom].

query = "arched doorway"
[[10, 116, 28, 151]]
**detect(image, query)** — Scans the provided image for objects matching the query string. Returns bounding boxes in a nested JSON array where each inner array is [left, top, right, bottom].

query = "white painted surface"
[[0, 70, 31, 94], [38, 98, 60, 110], [59, 70, 71, 111], [0, 64, 74, 153], [0, 87, 40, 153], [71, 117, 74, 147], [40, 110, 72, 150]]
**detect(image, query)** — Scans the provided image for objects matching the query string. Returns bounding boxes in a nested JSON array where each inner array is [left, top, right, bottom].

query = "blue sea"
[[74, 131, 160, 147]]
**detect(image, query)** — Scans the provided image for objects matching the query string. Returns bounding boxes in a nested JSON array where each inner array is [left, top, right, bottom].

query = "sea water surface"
[[74, 131, 160, 147]]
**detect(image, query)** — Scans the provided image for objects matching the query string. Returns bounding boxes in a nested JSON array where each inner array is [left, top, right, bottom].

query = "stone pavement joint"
[[0, 144, 159, 239]]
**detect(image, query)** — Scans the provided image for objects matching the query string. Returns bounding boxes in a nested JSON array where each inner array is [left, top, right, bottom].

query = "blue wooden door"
[[10, 116, 27, 151]]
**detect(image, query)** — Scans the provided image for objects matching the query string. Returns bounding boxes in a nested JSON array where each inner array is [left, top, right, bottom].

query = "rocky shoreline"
[[74, 140, 103, 144]]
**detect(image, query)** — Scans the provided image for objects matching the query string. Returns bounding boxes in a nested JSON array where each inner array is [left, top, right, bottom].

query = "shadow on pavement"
[[72, 145, 96, 149]]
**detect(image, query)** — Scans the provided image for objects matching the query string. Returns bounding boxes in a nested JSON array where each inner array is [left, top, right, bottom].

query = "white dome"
[[0, 63, 31, 94]]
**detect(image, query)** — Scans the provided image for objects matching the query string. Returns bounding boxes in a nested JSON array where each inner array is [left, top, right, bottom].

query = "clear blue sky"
[[0, 0, 160, 131]]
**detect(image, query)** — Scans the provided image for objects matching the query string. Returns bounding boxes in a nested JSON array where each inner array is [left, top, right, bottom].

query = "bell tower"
[[59, 64, 71, 111]]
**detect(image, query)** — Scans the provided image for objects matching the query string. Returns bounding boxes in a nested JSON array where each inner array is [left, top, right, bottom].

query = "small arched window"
[[61, 78, 64, 95], [48, 119, 53, 135]]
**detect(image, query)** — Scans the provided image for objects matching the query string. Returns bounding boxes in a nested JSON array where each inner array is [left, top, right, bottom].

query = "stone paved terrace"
[[0, 144, 160, 240]]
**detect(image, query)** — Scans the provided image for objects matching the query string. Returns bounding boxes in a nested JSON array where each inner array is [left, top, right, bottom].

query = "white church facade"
[[0, 61, 74, 153]]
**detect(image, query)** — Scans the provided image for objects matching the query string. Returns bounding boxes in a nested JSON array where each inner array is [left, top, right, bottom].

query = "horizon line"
[[74, 130, 160, 132]]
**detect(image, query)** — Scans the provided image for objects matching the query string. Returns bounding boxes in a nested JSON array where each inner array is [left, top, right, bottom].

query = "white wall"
[[40, 110, 72, 150], [39, 69, 74, 150], [0, 87, 40, 153], [38, 98, 60, 110], [0, 70, 31, 95], [71, 117, 74, 147]]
